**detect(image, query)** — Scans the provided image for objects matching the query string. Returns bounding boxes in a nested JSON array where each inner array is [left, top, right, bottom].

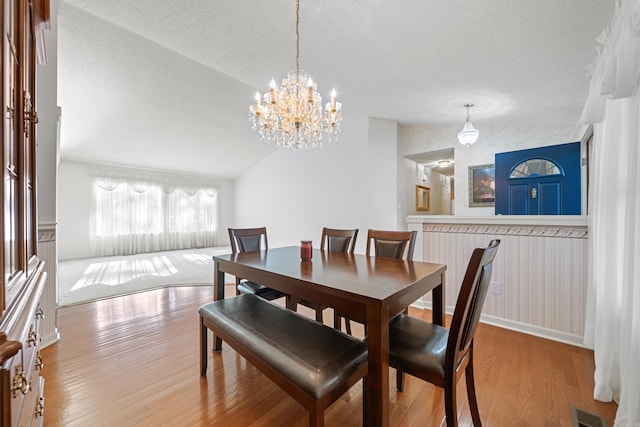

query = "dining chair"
[[389, 239, 501, 427], [228, 227, 287, 301], [290, 227, 359, 323], [365, 229, 417, 260], [336, 229, 417, 334]]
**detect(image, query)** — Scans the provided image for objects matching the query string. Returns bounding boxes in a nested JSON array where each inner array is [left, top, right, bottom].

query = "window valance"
[[580, 0, 640, 124], [90, 172, 218, 197]]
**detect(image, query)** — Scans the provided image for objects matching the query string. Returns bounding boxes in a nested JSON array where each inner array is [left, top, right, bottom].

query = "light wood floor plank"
[[41, 286, 617, 426]]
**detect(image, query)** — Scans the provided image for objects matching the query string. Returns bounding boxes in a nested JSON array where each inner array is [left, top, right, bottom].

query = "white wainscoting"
[[38, 223, 60, 348], [408, 215, 588, 347]]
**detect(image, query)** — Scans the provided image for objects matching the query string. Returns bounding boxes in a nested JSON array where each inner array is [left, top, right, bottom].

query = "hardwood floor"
[[41, 286, 617, 426]]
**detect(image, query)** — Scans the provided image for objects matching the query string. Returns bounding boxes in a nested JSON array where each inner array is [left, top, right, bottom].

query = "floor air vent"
[[570, 406, 608, 427]]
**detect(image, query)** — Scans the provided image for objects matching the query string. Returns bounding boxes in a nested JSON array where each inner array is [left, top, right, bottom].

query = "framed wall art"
[[415, 185, 431, 211], [468, 164, 495, 207]]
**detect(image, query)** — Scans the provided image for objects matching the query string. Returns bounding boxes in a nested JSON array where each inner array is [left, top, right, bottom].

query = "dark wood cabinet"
[[0, 0, 48, 425]]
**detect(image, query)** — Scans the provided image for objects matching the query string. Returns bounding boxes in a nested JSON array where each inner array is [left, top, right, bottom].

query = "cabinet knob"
[[35, 352, 44, 370], [35, 396, 45, 417], [28, 325, 39, 347], [11, 366, 30, 398]]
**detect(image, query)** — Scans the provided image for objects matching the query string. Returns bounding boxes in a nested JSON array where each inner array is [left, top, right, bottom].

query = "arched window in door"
[[509, 158, 563, 179]]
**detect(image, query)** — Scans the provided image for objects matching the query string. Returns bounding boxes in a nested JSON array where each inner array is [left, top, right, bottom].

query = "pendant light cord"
[[296, 0, 300, 76]]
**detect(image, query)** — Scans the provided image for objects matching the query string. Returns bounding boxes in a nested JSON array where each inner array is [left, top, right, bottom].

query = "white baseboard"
[[40, 328, 61, 349], [410, 300, 589, 349]]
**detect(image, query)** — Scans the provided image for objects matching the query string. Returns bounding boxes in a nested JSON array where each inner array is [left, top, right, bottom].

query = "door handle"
[[531, 188, 537, 199]]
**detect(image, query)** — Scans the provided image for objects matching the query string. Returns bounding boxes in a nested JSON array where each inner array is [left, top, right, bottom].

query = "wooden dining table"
[[212, 245, 446, 427]]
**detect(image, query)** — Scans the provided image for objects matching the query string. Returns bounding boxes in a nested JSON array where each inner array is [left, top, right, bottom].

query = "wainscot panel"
[[407, 215, 588, 346]]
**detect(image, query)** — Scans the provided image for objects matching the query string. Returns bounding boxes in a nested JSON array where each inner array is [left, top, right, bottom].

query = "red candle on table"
[[300, 240, 312, 260]]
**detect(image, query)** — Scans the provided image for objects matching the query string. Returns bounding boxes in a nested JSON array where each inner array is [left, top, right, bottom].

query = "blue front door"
[[495, 142, 581, 215]]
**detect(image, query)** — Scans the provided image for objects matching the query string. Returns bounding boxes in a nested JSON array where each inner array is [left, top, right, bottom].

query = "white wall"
[[369, 118, 400, 230], [57, 160, 233, 260], [232, 119, 578, 254], [401, 162, 451, 217], [36, 0, 59, 226], [400, 125, 577, 216], [35, 0, 60, 346], [440, 175, 452, 214], [398, 156, 415, 228], [234, 115, 400, 254]]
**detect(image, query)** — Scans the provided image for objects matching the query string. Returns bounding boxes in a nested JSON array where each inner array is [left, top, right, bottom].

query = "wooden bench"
[[199, 294, 368, 427]]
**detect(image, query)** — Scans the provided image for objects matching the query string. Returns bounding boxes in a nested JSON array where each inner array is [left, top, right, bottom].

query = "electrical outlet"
[[490, 281, 502, 295]]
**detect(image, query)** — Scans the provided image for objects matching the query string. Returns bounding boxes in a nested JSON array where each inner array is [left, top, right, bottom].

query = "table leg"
[[213, 261, 224, 352], [432, 271, 446, 326], [365, 303, 389, 427]]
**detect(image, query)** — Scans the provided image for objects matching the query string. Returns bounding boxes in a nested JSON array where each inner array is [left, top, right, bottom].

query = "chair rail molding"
[[407, 215, 588, 347]]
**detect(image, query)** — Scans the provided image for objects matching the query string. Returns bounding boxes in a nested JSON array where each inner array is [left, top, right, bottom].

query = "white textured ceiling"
[[57, 0, 614, 179]]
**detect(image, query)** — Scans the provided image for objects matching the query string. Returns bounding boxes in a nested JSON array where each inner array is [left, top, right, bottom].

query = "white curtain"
[[164, 187, 217, 250], [91, 175, 218, 256], [582, 1, 640, 425]]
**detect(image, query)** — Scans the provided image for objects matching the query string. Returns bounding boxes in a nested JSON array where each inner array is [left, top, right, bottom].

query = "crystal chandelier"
[[457, 103, 479, 146], [249, 0, 342, 149]]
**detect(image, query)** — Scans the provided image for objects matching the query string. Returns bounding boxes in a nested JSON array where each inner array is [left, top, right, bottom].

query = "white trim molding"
[[37, 222, 60, 348], [412, 299, 586, 348]]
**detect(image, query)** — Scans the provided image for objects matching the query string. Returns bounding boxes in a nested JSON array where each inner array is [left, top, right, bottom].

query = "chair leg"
[[200, 317, 208, 375], [396, 369, 405, 392], [315, 308, 323, 323], [334, 312, 353, 334], [333, 311, 342, 330], [333, 312, 353, 335], [286, 296, 297, 311], [444, 374, 458, 427], [465, 349, 482, 426], [362, 376, 368, 426]]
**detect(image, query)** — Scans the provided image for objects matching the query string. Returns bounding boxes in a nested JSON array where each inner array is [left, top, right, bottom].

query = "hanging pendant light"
[[249, 0, 342, 149], [457, 103, 479, 146]]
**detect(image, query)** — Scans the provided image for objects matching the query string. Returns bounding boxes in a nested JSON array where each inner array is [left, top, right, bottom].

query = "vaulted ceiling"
[[57, 0, 614, 179]]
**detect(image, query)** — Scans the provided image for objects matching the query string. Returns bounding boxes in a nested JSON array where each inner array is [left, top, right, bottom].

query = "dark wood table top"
[[214, 245, 444, 300]]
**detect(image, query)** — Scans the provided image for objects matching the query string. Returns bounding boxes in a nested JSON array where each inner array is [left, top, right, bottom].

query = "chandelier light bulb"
[[329, 88, 337, 112]]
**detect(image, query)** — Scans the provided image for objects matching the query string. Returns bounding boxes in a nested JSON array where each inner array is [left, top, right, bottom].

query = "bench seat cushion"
[[200, 294, 367, 399]]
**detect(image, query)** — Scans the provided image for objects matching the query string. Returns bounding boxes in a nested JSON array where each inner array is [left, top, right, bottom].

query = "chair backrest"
[[320, 227, 359, 254], [365, 229, 417, 260], [228, 227, 268, 254], [447, 239, 501, 369]]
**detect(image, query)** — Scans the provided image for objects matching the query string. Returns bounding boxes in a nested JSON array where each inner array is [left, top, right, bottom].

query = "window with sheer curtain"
[[580, 1, 640, 424], [91, 175, 218, 256]]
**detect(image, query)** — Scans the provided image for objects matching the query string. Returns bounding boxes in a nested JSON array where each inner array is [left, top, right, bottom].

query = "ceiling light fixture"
[[249, 0, 342, 149], [438, 160, 451, 168], [457, 103, 479, 146]]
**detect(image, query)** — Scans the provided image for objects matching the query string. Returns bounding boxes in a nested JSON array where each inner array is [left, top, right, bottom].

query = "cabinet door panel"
[[2, 0, 24, 311]]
